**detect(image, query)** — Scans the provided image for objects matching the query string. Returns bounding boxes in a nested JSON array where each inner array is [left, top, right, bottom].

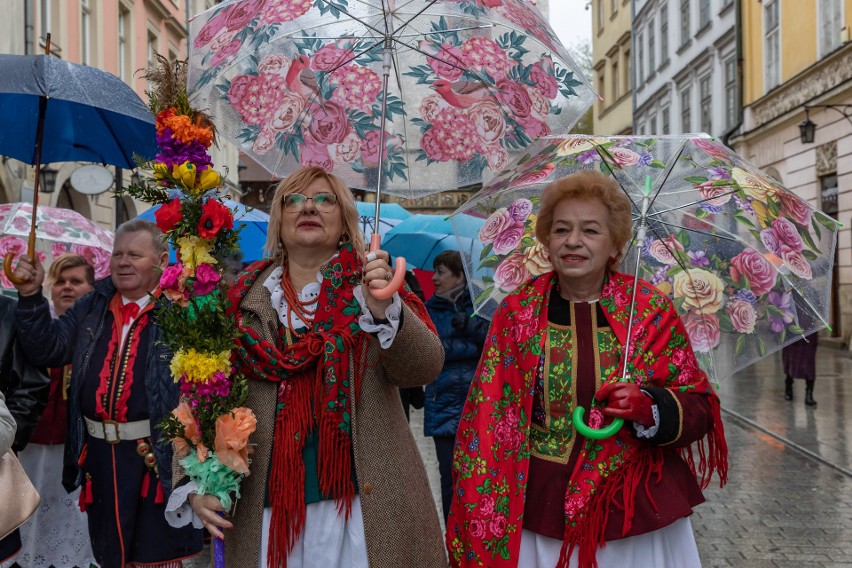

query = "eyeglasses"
[[283, 192, 338, 212]]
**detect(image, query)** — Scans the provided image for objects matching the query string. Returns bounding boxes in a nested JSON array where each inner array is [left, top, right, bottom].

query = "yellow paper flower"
[[173, 162, 197, 191], [153, 163, 170, 180], [197, 168, 221, 192], [170, 348, 232, 383], [176, 235, 217, 271]]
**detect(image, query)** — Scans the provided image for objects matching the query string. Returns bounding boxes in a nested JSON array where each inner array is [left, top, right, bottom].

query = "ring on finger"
[[384, 270, 392, 282]]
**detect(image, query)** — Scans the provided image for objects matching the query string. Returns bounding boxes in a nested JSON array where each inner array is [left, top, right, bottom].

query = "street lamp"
[[799, 109, 816, 144], [799, 104, 852, 144], [130, 170, 141, 186], [40, 164, 58, 193]]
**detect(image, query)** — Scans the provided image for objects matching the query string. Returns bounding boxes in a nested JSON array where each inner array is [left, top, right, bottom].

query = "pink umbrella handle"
[[369, 233, 406, 300]]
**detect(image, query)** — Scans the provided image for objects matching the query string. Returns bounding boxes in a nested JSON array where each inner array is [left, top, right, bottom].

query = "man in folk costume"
[[12, 219, 203, 568]]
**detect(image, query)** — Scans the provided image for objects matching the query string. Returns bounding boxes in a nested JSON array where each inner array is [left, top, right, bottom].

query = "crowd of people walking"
[[0, 168, 731, 568]]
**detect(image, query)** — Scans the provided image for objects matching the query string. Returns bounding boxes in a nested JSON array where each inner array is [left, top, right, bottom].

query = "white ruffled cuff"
[[164, 480, 204, 529], [633, 402, 661, 439], [353, 287, 402, 349]]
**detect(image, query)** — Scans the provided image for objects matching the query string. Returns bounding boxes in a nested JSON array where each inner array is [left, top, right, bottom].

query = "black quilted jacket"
[[0, 296, 49, 451], [16, 278, 177, 494]]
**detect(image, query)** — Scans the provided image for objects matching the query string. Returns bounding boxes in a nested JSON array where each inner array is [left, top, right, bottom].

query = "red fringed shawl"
[[227, 243, 433, 568], [446, 272, 727, 568]]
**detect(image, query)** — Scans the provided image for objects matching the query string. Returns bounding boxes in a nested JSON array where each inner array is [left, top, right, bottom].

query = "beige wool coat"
[[176, 262, 448, 568]]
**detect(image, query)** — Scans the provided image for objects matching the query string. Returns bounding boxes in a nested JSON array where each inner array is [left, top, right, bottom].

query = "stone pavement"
[[408, 344, 852, 567], [191, 345, 852, 568]]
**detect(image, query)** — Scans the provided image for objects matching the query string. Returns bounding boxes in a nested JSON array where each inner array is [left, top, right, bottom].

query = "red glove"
[[595, 382, 655, 426]]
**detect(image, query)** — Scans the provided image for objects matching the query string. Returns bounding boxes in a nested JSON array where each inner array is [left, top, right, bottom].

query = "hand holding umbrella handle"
[[369, 234, 406, 300], [571, 407, 624, 440], [3, 231, 37, 286]]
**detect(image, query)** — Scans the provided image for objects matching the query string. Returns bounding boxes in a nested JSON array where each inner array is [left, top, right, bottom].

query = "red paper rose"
[[154, 199, 183, 233], [197, 199, 234, 240]]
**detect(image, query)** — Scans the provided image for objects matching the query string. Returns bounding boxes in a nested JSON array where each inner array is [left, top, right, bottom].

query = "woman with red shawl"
[[446, 171, 728, 568], [168, 167, 446, 568]]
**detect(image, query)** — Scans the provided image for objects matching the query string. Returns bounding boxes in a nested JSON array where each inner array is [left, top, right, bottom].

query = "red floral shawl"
[[227, 243, 435, 567], [446, 272, 727, 568]]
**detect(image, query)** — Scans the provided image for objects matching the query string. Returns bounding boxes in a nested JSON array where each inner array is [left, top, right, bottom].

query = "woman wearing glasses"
[[174, 167, 447, 568]]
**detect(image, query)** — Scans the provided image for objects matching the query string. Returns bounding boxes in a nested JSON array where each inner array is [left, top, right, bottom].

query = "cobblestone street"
[[408, 344, 852, 567], [187, 345, 852, 568]]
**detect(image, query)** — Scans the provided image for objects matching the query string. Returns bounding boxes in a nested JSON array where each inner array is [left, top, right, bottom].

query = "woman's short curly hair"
[[534, 170, 632, 263]]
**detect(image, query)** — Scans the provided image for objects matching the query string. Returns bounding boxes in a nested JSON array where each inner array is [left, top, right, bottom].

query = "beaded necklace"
[[280, 263, 317, 337]]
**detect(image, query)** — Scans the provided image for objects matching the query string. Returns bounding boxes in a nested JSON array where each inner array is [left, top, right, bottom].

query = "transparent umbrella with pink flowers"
[[451, 134, 841, 425], [187, 0, 596, 296], [0, 203, 113, 293]]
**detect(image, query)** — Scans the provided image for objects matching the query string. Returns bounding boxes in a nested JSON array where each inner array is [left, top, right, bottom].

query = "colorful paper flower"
[[198, 199, 235, 240], [170, 348, 232, 384], [154, 198, 183, 232], [176, 235, 217, 271]]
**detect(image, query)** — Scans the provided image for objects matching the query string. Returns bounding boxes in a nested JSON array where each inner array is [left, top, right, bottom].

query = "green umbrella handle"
[[572, 406, 624, 440]]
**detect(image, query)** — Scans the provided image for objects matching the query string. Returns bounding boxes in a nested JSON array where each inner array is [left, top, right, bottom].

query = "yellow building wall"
[[591, 0, 632, 134], [743, 0, 852, 104]]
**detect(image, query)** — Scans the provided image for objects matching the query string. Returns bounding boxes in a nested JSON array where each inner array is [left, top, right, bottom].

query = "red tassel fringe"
[[79, 476, 93, 512], [559, 397, 729, 568], [141, 470, 150, 498], [155, 479, 165, 504], [267, 372, 313, 568]]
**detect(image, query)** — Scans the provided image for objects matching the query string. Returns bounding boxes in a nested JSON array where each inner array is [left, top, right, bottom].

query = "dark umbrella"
[[0, 35, 157, 284]]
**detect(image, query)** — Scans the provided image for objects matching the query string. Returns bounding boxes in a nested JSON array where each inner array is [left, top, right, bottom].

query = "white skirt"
[[518, 517, 701, 568], [1, 444, 96, 568], [257, 497, 368, 568]]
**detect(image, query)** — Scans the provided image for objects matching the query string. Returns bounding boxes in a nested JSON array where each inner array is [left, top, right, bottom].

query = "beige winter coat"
[[176, 262, 448, 567]]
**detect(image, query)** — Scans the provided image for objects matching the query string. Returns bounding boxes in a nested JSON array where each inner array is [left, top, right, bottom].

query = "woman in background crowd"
[[424, 250, 489, 520], [8, 254, 97, 568]]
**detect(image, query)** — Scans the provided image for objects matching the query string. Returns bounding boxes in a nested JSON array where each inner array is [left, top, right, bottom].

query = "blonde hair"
[[535, 171, 632, 263], [48, 253, 95, 285], [264, 167, 365, 259]]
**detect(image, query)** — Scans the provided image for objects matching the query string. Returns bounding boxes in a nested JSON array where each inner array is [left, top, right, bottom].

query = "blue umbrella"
[[137, 200, 269, 263], [382, 214, 484, 270], [0, 39, 158, 285], [0, 53, 157, 167], [354, 201, 412, 241]]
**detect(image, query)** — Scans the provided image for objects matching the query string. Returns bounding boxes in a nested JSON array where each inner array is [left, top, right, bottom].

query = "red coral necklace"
[[281, 264, 316, 338]]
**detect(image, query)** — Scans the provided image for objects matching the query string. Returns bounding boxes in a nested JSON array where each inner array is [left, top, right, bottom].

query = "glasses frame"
[[282, 192, 339, 213]]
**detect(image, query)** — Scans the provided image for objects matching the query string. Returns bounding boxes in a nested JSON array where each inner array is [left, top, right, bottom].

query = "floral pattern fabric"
[[452, 134, 840, 384], [445, 271, 727, 568], [186, 0, 595, 198], [0, 203, 112, 289]]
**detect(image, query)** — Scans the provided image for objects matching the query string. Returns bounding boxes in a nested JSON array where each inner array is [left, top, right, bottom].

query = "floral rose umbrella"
[[188, 0, 594, 199], [188, 0, 595, 296], [0, 203, 113, 292], [451, 134, 840, 399]]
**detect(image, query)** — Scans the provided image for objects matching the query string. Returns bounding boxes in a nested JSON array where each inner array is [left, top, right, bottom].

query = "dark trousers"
[[433, 436, 456, 521]]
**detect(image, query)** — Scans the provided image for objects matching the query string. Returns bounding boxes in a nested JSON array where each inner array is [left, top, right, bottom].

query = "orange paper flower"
[[173, 402, 202, 445], [214, 408, 257, 475], [158, 111, 214, 147]]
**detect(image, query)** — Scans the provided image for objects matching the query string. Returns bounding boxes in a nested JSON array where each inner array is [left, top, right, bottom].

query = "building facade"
[[632, 0, 739, 138], [731, 0, 852, 345], [0, 0, 240, 231], [591, 0, 633, 135]]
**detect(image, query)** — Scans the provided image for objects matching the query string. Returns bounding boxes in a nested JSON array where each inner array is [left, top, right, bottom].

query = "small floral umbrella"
[[0, 203, 113, 291], [451, 134, 840, 387], [186, 0, 595, 201]]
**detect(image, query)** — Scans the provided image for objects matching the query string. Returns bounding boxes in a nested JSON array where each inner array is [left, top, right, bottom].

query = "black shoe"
[[784, 376, 793, 401], [805, 382, 817, 407]]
